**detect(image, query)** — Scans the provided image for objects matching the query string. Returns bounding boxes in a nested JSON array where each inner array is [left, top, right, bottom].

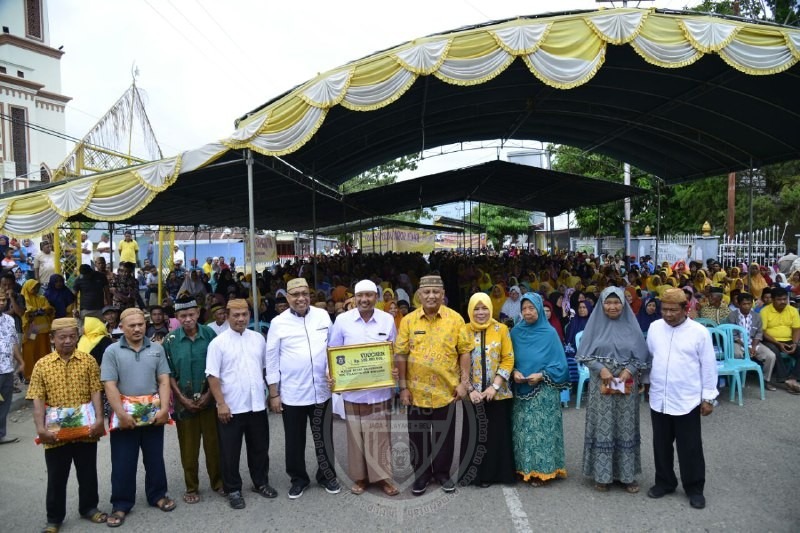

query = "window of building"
[[25, 0, 43, 40], [0, 66, 6, 74], [17, 71, 24, 78], [10, 107, 28, 178]]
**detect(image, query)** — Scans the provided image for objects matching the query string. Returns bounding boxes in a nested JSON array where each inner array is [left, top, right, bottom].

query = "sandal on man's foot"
[[215, 487, 228, 497], [106, 512, 126, 528], [81, 508, 108, 523], [379, 480, 399, 496], [350, 480, 367, 495], [40, 523, 60, 533], [155, 497, 176, 512], [594, 483, 610, 492], [182, 492, 200, 504], [625, 481, 640, 494]]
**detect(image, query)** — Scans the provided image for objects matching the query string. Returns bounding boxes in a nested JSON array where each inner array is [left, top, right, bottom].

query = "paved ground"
[[1, 378, 798, 532]]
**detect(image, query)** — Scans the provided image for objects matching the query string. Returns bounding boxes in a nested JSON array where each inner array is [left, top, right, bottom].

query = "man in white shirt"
[[266, 278, 339, 499], [96, 233, 115, 266], [33, 241, 56, 289], [173, 245, 185, 268], [646, 288, 718, 510], [207, 304, 229, 335], [80, 232, 94, 267], [206, 299, 276, 509], [328, 280, 398, 496]]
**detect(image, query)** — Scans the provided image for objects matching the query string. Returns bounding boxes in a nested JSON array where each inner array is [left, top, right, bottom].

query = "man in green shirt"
[[163, 297, 223, 504]]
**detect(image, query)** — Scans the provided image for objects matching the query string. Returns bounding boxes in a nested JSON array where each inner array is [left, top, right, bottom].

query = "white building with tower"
[[0, 0, 68, 192]]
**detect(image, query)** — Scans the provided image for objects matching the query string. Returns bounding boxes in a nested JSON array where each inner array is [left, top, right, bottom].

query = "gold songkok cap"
[[419, 275, 444, 288], [661, 288, 687, 304], [226, 298, 249, 310], [51, 318, 78, 331]]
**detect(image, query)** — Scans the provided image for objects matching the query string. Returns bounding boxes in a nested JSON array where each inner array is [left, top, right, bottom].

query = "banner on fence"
[[435, 233, 486, 250], [360, 228, 435, 254], [246, 234, 278, 264]]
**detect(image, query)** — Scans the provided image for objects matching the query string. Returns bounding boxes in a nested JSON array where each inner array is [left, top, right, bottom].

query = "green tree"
[[549, 145, 666, 236], [468, 203, 530, 249], [687, 0, 799, 24]]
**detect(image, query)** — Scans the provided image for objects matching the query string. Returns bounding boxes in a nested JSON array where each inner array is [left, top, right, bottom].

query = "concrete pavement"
[[1, 379, 798, 532]]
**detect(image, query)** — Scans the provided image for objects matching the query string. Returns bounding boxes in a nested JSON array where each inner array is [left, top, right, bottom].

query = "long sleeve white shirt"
[[647, 318, 719, 416], [328, 307, 397, 404], [205, 328, 267, 414], [265, 306, 331, 406]]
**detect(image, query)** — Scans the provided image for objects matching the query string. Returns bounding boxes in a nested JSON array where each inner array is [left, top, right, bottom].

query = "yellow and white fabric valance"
[[226, 8, 800, 157], [1, 7, 799, 237], [0, 141, 227, 237]]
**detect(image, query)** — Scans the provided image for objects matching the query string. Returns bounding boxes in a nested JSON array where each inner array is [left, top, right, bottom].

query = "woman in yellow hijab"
[[460, 292, 515, 486], [381, 287, 395, 311], [477, 269, 493, 292], [489, 284, 507, 321], [693, 270, 710, 294], [78, 316, 113, 365], [21, 279, 54, 381]]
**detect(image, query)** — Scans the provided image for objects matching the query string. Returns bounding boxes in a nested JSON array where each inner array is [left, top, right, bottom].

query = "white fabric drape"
[[632, 35, 703, 66], [682, 19, 739, 52], [720, 40, 796, 73], [342, 69, 416, 109], [492, 24, 549, 54], [248, 106, 325, 153], [84, 184, 153, 219], [135, 157, 180, 190], [3, 210, 61, 236], [587, 11, 645, 44], [394, 40, 450, 73], [526, 48, 605, 86], [302, 70, 352, 107], [182, 143, 227, 173], [436, 48, 513, 84], [47, 180, 95, 216]]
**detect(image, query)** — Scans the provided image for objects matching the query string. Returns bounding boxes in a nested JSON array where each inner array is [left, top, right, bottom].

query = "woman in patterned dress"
[[576, 287, 650, 493], [459, 292, 515, 487], [510, 293, 570, 486]]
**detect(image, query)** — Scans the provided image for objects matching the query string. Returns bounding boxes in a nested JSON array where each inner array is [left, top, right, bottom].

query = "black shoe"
[[320, 478, 341, 494], [646, 485, 675, 499], [440, 479, 456, 493], [288, 482, 309, 500], [251, 484, 278, 499], [689, 494, 706, 509], [411, 478, 429, 496], [228, 491, 245, 509]]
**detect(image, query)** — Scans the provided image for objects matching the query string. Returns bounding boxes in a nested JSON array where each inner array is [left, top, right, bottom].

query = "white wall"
[[0, 0, 67, 186]]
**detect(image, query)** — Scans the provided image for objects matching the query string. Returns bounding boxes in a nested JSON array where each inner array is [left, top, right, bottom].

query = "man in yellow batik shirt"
[[27, 318, 107, 533], [396, 275, 472, 496]]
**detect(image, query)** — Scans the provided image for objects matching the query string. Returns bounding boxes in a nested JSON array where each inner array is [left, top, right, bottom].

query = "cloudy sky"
[[49, 0, 691, 160]]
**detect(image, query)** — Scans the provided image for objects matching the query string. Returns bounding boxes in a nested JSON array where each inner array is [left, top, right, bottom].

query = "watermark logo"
[[320, 395, 488, 522]]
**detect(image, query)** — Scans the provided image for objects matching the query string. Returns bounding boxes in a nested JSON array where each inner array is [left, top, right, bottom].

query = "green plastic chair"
[[715, 323, 765, 401], [708, 327, 743, 406]]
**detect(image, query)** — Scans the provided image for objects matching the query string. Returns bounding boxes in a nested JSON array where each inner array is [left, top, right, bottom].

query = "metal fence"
[[718, 225, 786, 268]]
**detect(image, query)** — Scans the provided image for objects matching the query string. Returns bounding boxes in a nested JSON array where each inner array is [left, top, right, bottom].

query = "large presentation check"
[[327, 342, 395, 393]]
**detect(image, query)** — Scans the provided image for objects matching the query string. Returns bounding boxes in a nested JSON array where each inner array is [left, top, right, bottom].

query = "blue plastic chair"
[[708, 327, 743, 406], [694, 318, 718, 328], [575, 331, 590, 409], [715, 323, 765, 401]]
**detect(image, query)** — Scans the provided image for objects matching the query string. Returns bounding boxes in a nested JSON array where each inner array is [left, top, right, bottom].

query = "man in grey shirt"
[[100, 308, 175, 528]]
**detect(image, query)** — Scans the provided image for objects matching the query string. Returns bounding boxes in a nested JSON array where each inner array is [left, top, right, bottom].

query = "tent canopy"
[[1, 7, 799, 236]]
